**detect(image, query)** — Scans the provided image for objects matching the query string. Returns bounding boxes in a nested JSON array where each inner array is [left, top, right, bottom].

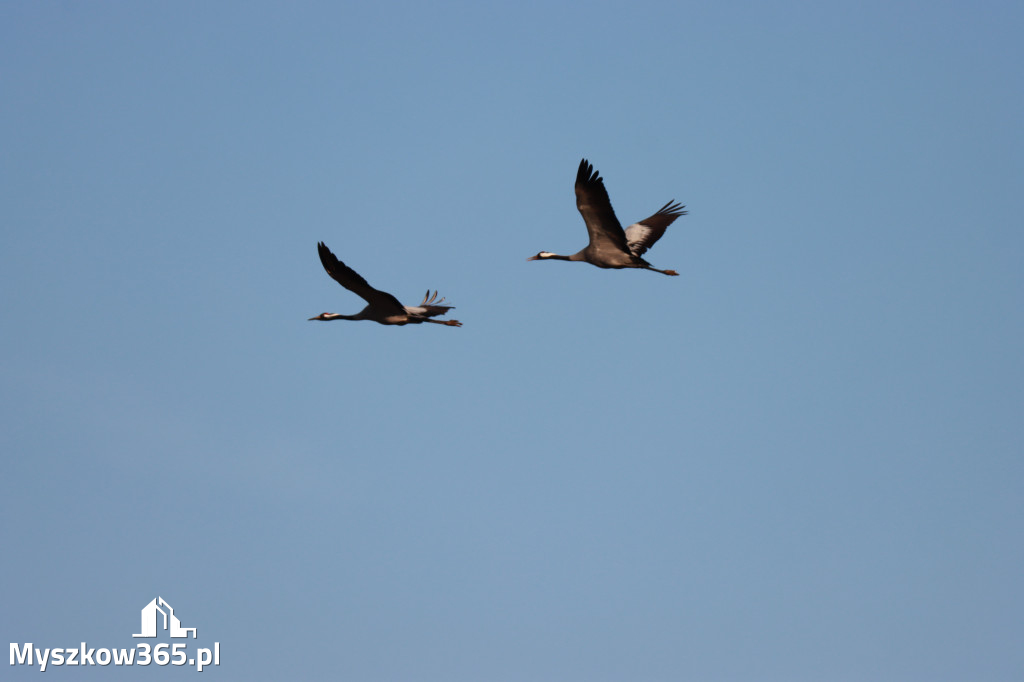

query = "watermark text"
[[11, 642, 220, 672]]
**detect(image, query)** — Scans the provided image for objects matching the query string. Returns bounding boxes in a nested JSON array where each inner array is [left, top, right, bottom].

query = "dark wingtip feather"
[[577, 158, 600, 186], [659, 200, 688, 217], [317, 241, 335, 268]]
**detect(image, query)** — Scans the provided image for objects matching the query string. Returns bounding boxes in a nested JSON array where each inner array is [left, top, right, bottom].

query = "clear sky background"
[[2, 2, 1022, 680]]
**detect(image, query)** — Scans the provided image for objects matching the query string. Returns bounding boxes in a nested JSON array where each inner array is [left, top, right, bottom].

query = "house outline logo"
[[132, 597, 197, 639]]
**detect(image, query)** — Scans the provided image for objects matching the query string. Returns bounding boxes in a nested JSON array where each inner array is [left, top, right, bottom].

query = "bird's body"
[[529, 158, 686, 275], [309, 242, 462, 327]]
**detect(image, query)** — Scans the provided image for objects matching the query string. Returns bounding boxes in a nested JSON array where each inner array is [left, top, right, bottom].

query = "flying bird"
[[309, 242, 462, 327], [528, 158, 686, 275]]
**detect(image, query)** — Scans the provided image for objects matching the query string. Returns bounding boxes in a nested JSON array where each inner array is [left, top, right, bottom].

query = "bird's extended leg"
[[652, 267, 679, 276], [423, 318, 462, 327]]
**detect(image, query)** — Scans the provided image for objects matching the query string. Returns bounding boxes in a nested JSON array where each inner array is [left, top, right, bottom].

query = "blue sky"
[[2, 2, 1022, 680]]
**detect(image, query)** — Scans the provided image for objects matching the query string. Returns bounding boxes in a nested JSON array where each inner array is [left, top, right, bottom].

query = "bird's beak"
[[526, 255, 539, 261], [308, 316, 319, 321]]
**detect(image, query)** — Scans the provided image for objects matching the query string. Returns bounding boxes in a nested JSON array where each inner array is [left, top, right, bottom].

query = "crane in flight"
[[309, 242, 462, 327], [528, 158, 686, 276]]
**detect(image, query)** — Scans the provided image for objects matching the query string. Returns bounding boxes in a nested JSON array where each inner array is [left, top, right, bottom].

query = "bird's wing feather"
[[574, 159, 630, 255], [404, 290, 456, 319], [317, 242, 405, 314], [404, 304, 456, 319], [624, 201, 687, 257]]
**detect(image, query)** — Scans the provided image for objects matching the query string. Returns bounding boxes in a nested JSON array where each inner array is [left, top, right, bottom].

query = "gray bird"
[[529, 158, 686, 275], [309, 242, 462, 327]]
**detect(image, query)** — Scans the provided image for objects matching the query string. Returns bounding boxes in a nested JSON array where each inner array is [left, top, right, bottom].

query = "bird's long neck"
[[543, 253, 574, 261], [320, 313, 362, 321]]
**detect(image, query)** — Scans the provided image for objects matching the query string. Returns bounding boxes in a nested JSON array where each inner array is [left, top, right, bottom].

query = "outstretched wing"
[[625, 201, 687, 257], [574, 159, 630, 255], [316, 242, 405, 314], [403, 290, 457, 319]]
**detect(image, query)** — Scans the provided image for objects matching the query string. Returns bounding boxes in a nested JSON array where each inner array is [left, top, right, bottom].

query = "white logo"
[[133, 597, 197, 639], [10, 596, 219, 672]]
